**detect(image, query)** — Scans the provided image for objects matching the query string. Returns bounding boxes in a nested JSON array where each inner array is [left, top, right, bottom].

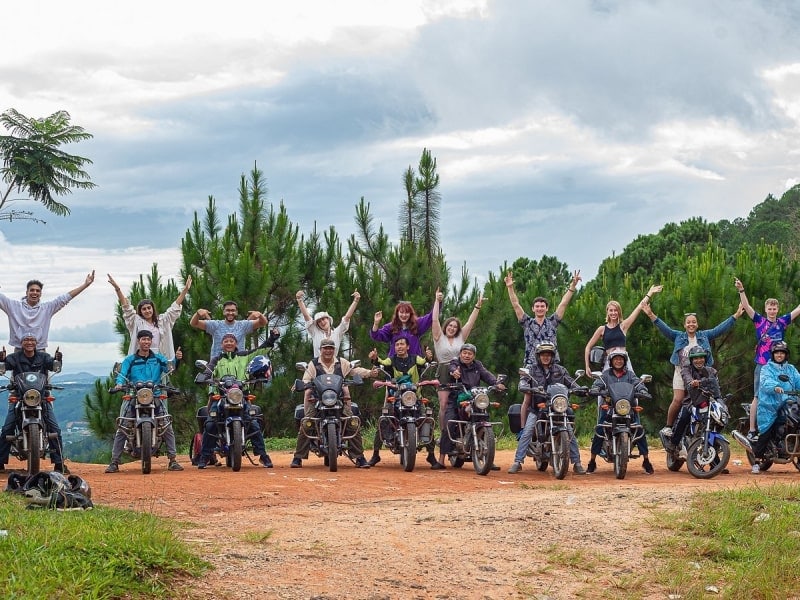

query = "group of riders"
[[1, 268, 797, 477]]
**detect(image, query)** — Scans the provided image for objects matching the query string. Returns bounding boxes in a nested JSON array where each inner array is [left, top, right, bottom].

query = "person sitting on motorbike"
[[667, 346, 722, 456], [0, 333, 68, 474], [290, 338, 378, 468], [196, 332, 279, 469], [105, 330, 183, 473], [747, 341, 800, 474], [366, 337, 436, 468], [508, 342, 587, 475], [438, 343, 506, 470], [587, 350, 654, 475]]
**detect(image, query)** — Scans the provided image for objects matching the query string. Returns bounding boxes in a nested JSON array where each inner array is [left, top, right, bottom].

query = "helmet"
[[535, 342, 556, 358], [687, 346, 708, 360], [608, 349, 628, 365], [771, 341, 790, 360], [67, 474, 92, 499], [247, 355, 273, 382]]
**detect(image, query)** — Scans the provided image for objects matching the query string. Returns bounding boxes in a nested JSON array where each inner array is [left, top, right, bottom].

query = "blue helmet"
[[247, 355, 272, 382]]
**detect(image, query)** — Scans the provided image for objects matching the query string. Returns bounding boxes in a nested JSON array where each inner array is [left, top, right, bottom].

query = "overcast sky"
[[1, 0, 799, 374]]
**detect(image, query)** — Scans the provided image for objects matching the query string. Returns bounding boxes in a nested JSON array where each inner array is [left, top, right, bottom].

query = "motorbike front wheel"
[[686, 437, 730, 479], [402, 422, 417, 472], [552, 430, 569, 480], [140, 421, 152, 475], [231, 421, 243, 472], [326, 422, 338, 472], [27, 423, 41, 475], [613, 432, 629, 480], [472, 426, 496, 476]]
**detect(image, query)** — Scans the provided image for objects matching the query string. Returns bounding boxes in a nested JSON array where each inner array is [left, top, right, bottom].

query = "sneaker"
[[197, 457, 208, 470], [168, 459, 184, 471], [490, 464, 500, 471], [659, 426, 673, 438], [643, 458, 654, 475], [587, 459, 596, 474], [355, 456, 371, 469], [573, 463, 587, 475], [367, 455, 381, 467], [104, 462, 119, 474], [678, 445, 688, 460], [747, 430, 759, 442], [426, 453, 438, 466], [430, 461, 446, 470], [259, 454, 273, 468], [751, 463, 760, 475], [290, 458, 302, 468], [508, 462, 522, 474], [55, 463, 71, 475]]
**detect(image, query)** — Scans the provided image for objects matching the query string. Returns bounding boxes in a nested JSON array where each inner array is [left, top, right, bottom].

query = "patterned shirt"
[[520, 313, 562, 364], [753, 312, 792, 365]]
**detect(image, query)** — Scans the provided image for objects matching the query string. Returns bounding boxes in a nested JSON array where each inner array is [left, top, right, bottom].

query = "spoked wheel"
[[27, 423, 41, 476], [140, 422, 152, 475], [402, 422, 417, 472], [326, 422, 338, 472], [613, 432, 629, 479], [686, 437, 731, 479], [231, 421, 243, 472], [472, 426, 496, 476], [552, 430, 569, 480]]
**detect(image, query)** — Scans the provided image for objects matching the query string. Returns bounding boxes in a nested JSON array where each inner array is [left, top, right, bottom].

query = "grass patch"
[[653, 482, 800, 599], [242, 529, 275, 544], [0, 494, 208, 599]]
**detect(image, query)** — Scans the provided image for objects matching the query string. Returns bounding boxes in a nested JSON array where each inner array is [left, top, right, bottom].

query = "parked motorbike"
[[660, 387, 731, 479], [510, 367, 588, 480], [444, 375, 507, 476], [0, 361, 62, 475], [192, 361, 265, 472], [372, 362, 438, 472], [589, 374, 652, 479], [734, 374, 800, 472], [293, 361, 364, 472], [111, 368, 176, 475]]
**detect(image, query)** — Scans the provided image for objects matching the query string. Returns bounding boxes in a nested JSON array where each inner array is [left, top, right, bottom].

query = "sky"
[[1, 0, 800, 374]]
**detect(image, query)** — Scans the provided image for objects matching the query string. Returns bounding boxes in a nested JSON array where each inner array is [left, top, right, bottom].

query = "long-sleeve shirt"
[[0, 293, 72, 350], [370, 311, 433, 357], [123, 301, 182, 360], [652, 316, 736, 367], [116, 351, 171, 385]]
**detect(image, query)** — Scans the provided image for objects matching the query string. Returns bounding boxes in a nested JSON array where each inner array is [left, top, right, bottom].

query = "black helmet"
[[535, 342, 556, 358], [771, 341, 790, 360], [687, 346, 708, 360]]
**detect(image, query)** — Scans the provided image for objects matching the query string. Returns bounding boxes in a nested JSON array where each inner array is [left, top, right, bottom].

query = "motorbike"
[[734, 374, 800, 472], [293, 361, 364, 472], [510, 367, 588, 480], [589, 373, 652, 479], [372, 363, 438, 472], [111, 368, 177, 475], [444, 375, 507, 476], [192, 361, 266, 472], [0, 361, 62, 475], [660, 387, 731, 479]]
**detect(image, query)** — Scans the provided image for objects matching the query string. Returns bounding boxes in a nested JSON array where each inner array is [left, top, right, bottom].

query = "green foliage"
[[83, 377, 118, 443], [0, 108, 95, 222], [0, 495, 207, 599]]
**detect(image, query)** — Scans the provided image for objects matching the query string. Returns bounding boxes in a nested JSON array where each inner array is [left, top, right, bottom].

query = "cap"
[[313, 311, 332, 322], [320, 338, 336, 349], [136, 330, 153, 339], [20, 332, 37, 341], [460, 343, 477, 354]]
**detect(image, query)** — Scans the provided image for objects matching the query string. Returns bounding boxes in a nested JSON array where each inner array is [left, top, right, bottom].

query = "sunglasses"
[[684, 312, 697, 317]]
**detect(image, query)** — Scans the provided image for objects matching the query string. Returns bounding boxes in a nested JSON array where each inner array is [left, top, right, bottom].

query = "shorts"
[[672, 365, 685, 391], [753, 363, 763, 398], [436, 362, 451, 388]]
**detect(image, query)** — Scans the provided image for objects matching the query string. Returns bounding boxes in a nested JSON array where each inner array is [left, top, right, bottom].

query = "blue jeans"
[[513, 411, 580, 465]]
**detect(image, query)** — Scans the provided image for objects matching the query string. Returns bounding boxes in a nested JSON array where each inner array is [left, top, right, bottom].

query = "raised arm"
[[554, 270, 581, 320], [107, 274, 130, 308], [247, 310, 268, 329], [69, 270, 95, 298], [621, 284, 663, 333], [190, 308, 211, 331], [431, 289, 443, 342], [342, 290, 361, 323], [461, 292, 483, 341], [175, 275, 192, 306], [584, 325, 604, 374], [295, 290, 313, 323], [504, 271, 525, 321]]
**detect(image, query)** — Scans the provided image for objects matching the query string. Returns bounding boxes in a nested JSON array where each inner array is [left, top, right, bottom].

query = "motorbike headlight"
[[321, 390, 338, 407], [136, 388, 154, 405], [474, 392, 490, 410], [400, 390, 417, 407], [551, 395, 568, 414], [615, 399, 631, 416], [23, 389, 41, 407], [227, 388, 244, 405]]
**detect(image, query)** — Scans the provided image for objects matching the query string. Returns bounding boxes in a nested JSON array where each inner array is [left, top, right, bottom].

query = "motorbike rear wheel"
[[27, 423, 41, 475], [189, 432, 202, 466], [231, 421, 243, 472], [402, 422, 417, 472], [686, 437, 730, 479], [140, 421, 152, 475], [472, 426, 496, 476], [552, 430, 569, 480], [326, 422, 338, 472], [613, 432, 629, 480]]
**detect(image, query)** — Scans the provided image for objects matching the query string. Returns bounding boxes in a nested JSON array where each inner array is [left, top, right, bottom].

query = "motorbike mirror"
[[112, 362, 122, 375], [52, 360, 62, 374], [518, 367, 531, 377], [779, 374, 790, 382], [574, 369, 585, 379], [295, 361, 308, 372], [640, 374, 653, 383], [350, 359, 361, 368], [496, 374, 508, 385], [194, 359, 208, 369]]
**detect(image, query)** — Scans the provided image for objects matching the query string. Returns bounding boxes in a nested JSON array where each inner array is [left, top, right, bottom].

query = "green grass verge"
[[652, 482, 800, 600], [0, 494, 208, 599]]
